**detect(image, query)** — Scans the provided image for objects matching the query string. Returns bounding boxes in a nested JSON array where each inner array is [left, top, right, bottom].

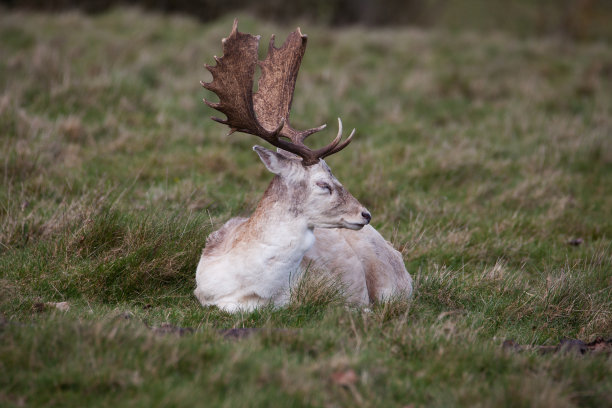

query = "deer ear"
[[253, 145, 293, 175], [276, 148, 301, 160]]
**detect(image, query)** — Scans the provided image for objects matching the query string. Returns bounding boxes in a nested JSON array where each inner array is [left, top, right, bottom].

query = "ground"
[[0, 8, 611, 407]]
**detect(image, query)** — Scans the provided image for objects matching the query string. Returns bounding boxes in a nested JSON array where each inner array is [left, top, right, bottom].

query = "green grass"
[[1, 7, 611, 407]]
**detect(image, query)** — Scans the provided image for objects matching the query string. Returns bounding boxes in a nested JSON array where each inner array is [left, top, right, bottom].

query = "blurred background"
[[3, 0, 612, 41], [1, 1, 611, 406]]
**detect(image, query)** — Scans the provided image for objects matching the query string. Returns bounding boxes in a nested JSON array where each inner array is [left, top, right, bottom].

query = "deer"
[[194, 20, 413, 312]]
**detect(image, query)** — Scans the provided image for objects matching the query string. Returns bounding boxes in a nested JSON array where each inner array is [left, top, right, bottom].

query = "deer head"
[[252, 144, 370, 229], [202, 20, 371, 229]]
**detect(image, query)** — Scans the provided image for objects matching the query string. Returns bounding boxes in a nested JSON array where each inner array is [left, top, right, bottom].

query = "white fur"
[[195, 217, 315, 312]]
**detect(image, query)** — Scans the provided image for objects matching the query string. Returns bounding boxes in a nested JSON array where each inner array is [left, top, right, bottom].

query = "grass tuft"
[[0, 8, 610, 407]]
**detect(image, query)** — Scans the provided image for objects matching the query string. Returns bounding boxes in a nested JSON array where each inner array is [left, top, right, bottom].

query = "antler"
[[201, 19, 355, 166]]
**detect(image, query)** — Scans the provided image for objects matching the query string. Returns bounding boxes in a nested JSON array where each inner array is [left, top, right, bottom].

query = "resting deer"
[[194, 21, 412, 311]]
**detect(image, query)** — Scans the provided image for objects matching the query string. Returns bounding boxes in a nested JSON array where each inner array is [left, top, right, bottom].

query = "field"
[[1, 8, 611, 407]]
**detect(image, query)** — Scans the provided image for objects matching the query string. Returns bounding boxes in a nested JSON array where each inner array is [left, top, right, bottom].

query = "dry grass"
[[0, 8, 611, 407]]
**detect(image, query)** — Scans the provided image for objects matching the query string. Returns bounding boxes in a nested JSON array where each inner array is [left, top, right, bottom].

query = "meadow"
[[1, 8, 611, 407]]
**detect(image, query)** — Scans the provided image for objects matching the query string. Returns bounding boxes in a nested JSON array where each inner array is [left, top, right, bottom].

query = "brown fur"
[[202, 217, 247, 257]]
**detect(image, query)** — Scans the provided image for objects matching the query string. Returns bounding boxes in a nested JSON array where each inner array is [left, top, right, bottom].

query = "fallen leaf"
[[586, 337, 612, 354], [331, 369, 358, 386], [34, 302, 70, 312], [567, 238, 583, 246], [48, 301, 70, 311], [151, 323, 194, 336], [33, 303, 46, 313], [219, 327, 262, 340], [502, 338, 611, 355]]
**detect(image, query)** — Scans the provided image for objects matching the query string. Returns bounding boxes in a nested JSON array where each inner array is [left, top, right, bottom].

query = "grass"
[[1, 7, 611, 407]]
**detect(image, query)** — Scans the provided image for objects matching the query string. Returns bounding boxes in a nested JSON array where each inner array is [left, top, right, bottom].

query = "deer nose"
[[361, 211, 371, 224]]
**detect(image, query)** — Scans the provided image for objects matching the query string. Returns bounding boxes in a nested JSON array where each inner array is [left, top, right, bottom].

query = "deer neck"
[[245, 175, 314, 254]]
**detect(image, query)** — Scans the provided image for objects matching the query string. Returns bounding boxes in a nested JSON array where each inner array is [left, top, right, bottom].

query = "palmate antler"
[[201, 19, 355, 166]]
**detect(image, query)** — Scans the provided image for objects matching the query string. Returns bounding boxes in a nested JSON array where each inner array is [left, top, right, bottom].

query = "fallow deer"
[[194, 20, 412, 311]]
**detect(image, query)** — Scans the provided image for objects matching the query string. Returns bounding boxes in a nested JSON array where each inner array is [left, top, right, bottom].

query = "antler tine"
[[293, 123, 327, 143], [313, 118, 356, 161], [322, 127, 355, 159], [316, 118, 344, 153]]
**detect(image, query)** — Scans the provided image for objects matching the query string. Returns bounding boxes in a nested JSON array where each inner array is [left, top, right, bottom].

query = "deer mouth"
[[342, 221, 367, 230]]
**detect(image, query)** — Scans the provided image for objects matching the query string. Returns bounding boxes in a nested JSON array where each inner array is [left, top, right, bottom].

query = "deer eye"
[[316, 181, 332, 194]]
